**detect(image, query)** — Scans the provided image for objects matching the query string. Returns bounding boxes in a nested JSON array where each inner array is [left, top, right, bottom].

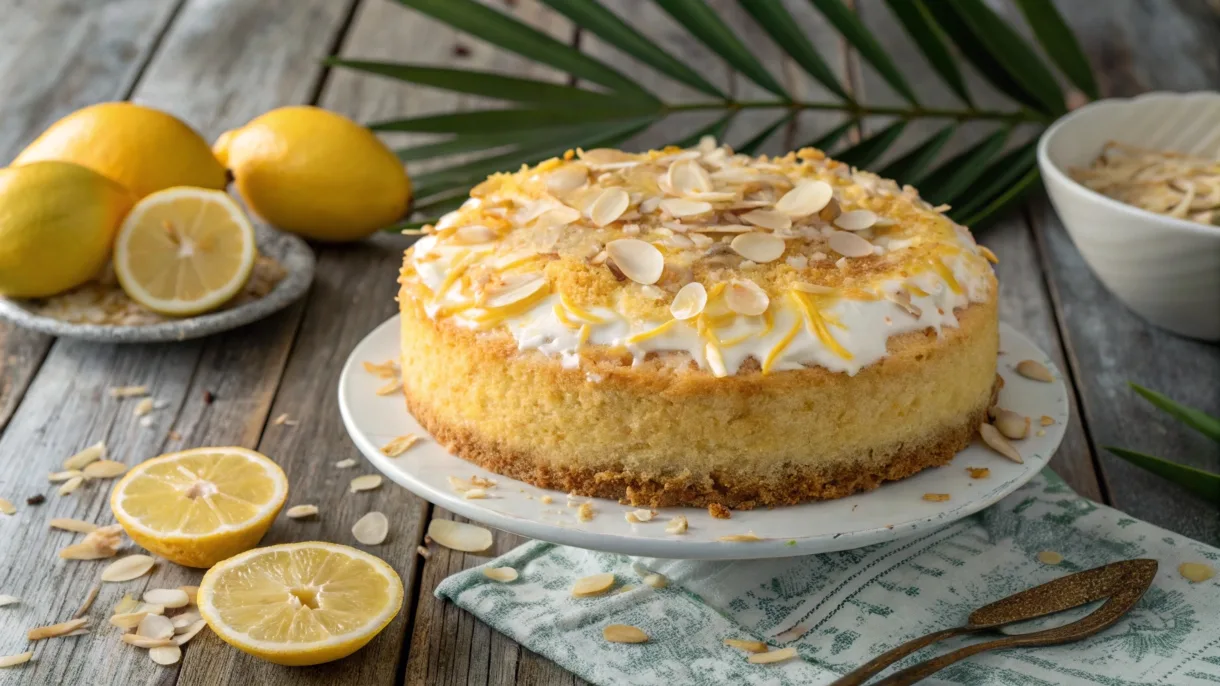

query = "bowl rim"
[[1036, 90, 1220, 240]]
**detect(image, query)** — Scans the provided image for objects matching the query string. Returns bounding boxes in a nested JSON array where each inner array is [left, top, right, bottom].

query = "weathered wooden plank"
[[0, 0, 185, 434], [0, 1, 358, 685], [1027, 0, 1220, 543]]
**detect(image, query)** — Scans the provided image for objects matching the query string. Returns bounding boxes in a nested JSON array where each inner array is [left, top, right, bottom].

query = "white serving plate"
[[339, 317, 1068, 560]]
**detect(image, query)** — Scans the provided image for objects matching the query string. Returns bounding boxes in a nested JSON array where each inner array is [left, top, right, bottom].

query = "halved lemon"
[[110, 447, 288, 568], [198, 542, 404, 666], [113, 187, 257, 316]]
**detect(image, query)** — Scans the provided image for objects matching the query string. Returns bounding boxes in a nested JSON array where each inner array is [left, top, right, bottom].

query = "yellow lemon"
[[0, 161, 134, 298], [213, 106, 411, 242], [199, 542, 404, 666], [110, 447, 288, 568], [112, 187, 257, 316], [12, 101, 226, 198]]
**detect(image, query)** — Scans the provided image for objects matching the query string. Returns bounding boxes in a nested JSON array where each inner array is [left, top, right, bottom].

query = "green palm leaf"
[[877, 125, 957, 185], [807, 0, 918, 105], [394, 0, 656, 102], [357, 0, 1099, 229], [957, 165, 1040, 228], [1130, 384, 1220, 444], [654, 0, 789, 99], [883, 0, 971, 106], [1106, 447, 1220, 504], [835, 121, 907, 169], [537, 0, 726, 99], [738, 1, 851, 101], [1014, 0, 1100, 100]]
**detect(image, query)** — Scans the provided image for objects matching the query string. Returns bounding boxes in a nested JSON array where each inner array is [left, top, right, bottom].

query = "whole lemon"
[[0, 161, 134, 298], [12, 102, 226, 199], [213, 106, 411, 242]]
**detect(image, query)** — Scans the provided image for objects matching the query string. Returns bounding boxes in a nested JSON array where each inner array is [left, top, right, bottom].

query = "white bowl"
[[1037, 91, 1220, 341]]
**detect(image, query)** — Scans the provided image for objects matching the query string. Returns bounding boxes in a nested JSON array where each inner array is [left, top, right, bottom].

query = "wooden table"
[[0, 1, 1216, 684]]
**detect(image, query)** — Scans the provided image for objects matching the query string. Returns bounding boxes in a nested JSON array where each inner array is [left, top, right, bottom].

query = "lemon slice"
[[199, 542, 403, 666], [113, 187, 257, 316], [110, 447, 287, 568]]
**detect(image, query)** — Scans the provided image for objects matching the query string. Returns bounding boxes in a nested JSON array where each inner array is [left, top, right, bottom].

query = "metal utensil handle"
[[828, 627, 972, 686]]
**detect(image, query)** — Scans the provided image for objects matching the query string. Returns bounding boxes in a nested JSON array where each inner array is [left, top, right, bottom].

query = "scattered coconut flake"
[[121, 634, 174, 649], [660, 198, 712, 217], [380, 434, 420, 457], [83, 460, 127, 479], [464, 488, 488, 500], [101, 554, 155, 582], [922, 493, 950, 502], [63, 441, 105, 470], [109, 386, 148, 398], [603, 624, 648, 644], [349, 475, 383, 493], [483, 567, 519, 582], [827, 231, 874, 258], [577, 502, 595, 522], [666, 515, 688, 535], [112, 594, 139, 615], [724, 638, 769, 653], [352, 511, 389, 545], [454, 225, 498, 245], [171, 612, 201, 632], [718, 533, 762, 542], [27, 617, 88, 640], [59, 525, 123, 560], [335, 458, 357, 468], [143, 589, 189, 609], [149, 645, 182, 666], [834, 209, 878, 231], [966, 467, 990, 479], [572, 573, 616, 597], [625, 509, 655, 523], [994, 409, 1030, 440], [606, 239, 664, 285], [1037, 550, 1064, 565], [0, 652, 32, 668], [109, 612, 148, 630], [642, 573, 668, 589], [670, 282, 708, 320], [775, 180, 833, 216], [749, 646, 797, 664], [286, 504, 319, 519], [427, 519, 493, 552], [57, 476, 85, 496], [725, 279, 769, 316], [739, 209, 792, 231], [0, 595, 17, 608], [979, 423, 1023, 463], [0, 499, 13, 516], [730, 232, 785, 263], [1016, 360, 1054, 382], [133, 398, 154, 417], [172, 620, 207, 646], [137, 614, 175, 640], [589, 188, 630, 227], [1179, 562, 1215, 583]]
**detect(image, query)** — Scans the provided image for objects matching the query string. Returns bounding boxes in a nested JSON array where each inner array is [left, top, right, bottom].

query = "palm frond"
[[346, 0, 1097, 229]]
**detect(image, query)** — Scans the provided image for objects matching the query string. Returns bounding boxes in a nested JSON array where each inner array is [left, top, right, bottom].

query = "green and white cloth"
[[437, 471, 1220, 685]]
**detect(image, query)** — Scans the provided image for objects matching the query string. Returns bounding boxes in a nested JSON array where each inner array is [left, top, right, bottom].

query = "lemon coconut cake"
[[397, 138, 999, 509]]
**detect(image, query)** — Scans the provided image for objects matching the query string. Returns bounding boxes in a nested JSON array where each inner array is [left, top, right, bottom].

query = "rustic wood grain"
[[0, 1, 358, 685], [1027, 0, 1220, 544], [0, 0, 185, 435]]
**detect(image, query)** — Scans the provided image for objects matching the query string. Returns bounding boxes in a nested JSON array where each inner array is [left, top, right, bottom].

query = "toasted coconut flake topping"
[[606, 239, 664, 285]]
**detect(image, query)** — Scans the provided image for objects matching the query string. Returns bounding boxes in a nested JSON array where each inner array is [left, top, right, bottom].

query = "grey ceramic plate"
[[0, 225, 314, 343]]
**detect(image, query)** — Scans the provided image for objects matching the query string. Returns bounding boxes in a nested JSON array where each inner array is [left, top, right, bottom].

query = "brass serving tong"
[[831, 558, 1158, 686]]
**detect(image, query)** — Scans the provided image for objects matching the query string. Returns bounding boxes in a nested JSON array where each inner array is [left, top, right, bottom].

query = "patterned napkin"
[[436, 470, 1220, 685]]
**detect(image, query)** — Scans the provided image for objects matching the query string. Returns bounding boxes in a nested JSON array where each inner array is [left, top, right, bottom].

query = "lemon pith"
[[199, 542, 404, 666], [112, 187, 257, 316], [0, 161, 133, 298], [110, 447, 287, 568], [13, 101, 226, 198]]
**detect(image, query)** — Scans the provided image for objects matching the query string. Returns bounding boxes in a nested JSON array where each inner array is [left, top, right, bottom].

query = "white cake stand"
[[338, 317, 1067, 560]]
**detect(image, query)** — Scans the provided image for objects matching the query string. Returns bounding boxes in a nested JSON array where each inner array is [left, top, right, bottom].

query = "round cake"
[[397, 138, 999, 509]]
